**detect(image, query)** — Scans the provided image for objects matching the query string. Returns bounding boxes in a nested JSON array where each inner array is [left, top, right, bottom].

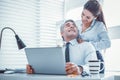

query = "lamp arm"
[[0, 27, 17, 48]]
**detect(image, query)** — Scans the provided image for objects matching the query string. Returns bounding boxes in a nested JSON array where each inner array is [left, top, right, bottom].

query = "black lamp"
[[0, 27, 26, 73], [0, 27, 26, 49]]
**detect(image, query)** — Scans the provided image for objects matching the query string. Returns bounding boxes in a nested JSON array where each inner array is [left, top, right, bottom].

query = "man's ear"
[[61, 32, 64, 41], [61, 32, 63, 36]]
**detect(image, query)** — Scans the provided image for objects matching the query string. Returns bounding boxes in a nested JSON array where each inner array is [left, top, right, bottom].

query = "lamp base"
[[0, 68, 26, 73], [0, 69, 6, 73]]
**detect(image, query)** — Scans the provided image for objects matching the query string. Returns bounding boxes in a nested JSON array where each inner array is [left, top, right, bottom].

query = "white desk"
[[0, 73, 105, 80]]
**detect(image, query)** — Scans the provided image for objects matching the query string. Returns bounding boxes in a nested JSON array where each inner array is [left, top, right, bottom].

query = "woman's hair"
[[84, 0, 107, 29]]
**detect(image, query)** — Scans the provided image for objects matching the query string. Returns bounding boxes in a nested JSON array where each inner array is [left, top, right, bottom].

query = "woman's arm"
[[90, 31, 111, 50]]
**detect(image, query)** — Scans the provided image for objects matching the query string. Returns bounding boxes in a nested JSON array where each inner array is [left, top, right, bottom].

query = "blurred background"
[[0, 0, 120, 73]]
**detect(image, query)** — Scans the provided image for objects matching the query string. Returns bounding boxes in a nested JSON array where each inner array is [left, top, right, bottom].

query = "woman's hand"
[[65, 62, 83, 75], [77, 38, 84, 43], [26, 64, 34, 74]]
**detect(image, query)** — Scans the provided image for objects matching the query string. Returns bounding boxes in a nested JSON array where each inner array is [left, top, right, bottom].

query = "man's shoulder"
[[80, 42, 92, 46], [78, 42, 95, 49]]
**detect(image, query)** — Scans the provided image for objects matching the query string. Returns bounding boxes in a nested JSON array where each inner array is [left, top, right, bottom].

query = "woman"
[[76, 0, 111, 73]]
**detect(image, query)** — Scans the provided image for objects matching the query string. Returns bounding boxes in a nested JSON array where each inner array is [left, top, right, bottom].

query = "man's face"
[[61, 21, 78, 40]]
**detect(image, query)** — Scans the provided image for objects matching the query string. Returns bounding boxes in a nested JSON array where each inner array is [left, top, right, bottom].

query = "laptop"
[[25, 47, 66, 75]]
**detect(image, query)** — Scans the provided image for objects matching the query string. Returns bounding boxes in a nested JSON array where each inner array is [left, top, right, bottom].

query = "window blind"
[[0, 0, 64, 69], [39, 0, 64, 47]]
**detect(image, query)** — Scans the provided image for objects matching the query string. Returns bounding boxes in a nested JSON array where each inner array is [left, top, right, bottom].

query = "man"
[[60, 19, 97, 75], [27, 19, 97, 75]]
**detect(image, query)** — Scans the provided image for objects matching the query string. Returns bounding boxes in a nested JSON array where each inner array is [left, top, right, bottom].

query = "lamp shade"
[[15, 35, 26, 49]]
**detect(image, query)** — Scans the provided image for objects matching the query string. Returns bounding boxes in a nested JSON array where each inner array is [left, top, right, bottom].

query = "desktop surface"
[[0, 73, 105, 80]]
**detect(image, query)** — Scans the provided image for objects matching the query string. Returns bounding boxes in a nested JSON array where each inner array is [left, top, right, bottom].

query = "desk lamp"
[[0, 27, 26, 73]]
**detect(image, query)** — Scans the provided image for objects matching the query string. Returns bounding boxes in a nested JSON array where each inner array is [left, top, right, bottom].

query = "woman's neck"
[[83, 23, 91, 28], [81, 23, 91, 33]]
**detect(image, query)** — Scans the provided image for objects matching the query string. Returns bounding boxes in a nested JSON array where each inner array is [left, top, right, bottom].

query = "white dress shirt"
[[63, 39, 97, 73]]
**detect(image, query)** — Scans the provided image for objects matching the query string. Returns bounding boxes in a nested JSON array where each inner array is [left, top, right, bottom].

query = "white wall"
[[64, 0, 103, 15], [64, 0, 87, 13]]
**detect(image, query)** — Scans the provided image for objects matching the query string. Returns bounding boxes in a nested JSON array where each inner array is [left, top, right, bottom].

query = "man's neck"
[[65, 38, 76, 43]]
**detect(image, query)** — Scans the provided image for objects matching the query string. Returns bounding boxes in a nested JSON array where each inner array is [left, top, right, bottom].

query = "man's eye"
[[86, 16, 90, 19], [65, 23, 70, 27]]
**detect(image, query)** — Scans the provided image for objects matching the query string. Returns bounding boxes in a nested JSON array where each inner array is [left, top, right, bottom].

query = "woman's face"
[[81, 9, 96, 25]]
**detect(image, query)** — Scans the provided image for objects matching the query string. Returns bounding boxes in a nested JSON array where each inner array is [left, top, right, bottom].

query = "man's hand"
[[65, 62, 83, 75], [26, 64, 34, 74]]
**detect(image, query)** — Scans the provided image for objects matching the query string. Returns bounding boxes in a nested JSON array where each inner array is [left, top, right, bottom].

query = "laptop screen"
[[25, 47, 66, 75]]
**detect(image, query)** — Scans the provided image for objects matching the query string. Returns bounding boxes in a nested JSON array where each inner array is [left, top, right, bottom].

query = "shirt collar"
[[65, 39, 78, 46], [90, 19, 96, 28]]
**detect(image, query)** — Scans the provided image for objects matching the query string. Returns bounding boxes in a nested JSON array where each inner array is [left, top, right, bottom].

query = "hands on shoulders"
[[77, 38, 84, 43]]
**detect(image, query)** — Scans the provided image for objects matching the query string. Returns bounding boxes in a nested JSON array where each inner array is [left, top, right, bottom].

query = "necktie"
[[65, 42, 70, 62]]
